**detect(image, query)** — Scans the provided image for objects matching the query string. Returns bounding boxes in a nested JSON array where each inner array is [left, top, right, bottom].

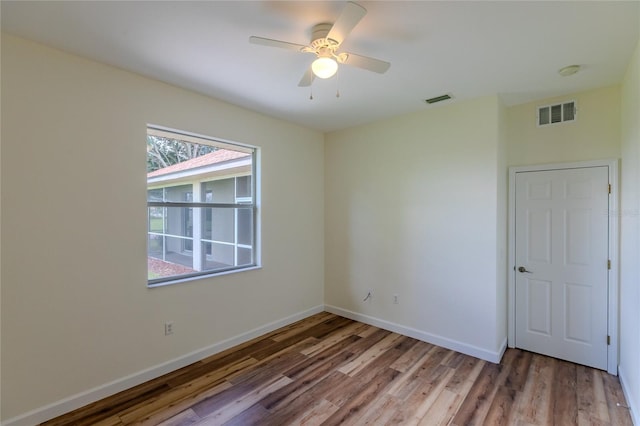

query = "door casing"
[[507, 159, 619, 375]]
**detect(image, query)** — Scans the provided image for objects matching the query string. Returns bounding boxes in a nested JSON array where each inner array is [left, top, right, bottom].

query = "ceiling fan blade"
[[298, 68, 315, 87], [249, 36, 306, 52], [326, 2, 367, 46], [341, 52, 390, 74]]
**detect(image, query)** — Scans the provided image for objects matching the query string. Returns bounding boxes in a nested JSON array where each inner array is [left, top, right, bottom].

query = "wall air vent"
[[425, 94, 453, 104], [538, 101, 576, 126]]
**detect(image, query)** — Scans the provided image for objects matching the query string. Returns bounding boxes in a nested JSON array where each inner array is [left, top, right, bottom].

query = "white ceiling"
[[2, 1, 638, 132]]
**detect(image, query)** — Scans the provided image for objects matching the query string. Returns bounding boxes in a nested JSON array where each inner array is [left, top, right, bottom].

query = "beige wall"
[[1, 34, 325, 420], [325, 96, 506, 359], [496, 100, 508, 349], [0, 30, 3, 424], [508, 85, 621, 167], [619, 39, 640, 424]]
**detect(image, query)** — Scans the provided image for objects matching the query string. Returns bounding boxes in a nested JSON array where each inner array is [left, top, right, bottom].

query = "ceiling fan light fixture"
[[312, 57, 338, 79]]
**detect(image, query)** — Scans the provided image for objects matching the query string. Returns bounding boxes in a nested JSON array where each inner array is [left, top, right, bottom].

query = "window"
[[146, 126, 258, 286]]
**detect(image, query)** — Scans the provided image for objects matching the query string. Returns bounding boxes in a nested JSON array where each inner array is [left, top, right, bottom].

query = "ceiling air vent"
[[538, 101, 576, 126], [425, 94, 453, 104]]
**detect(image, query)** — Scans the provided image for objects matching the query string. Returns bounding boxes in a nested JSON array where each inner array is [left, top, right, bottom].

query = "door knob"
[[518, 266, 532, 273]]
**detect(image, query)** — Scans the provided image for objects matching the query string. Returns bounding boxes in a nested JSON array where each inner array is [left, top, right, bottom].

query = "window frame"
[[146, 125, 260, 287]]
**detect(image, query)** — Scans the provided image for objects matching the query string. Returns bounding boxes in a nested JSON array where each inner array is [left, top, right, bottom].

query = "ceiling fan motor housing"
[[307, 23, 348, 63], [311, 23, 335, 44]]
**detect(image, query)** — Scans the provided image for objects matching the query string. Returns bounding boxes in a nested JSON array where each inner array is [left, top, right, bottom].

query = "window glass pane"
[[148, 234, 164, 259], [236, 175, 252, 198], [148, 236, 195, 280], [164, 184, 191, 202], [163, 206, 193, 239], [147, 135, 217, 174], [237, 247, 252, 266], [206, 207, 235, 242], [200, 242, 235, 270], [203, 207, 212, 240], [237, 208, 253, 246], [148, 207, 164, 232], [183, 206, 193, 251], [206, 242, 235, 268], [147, 188, 164, 202], [202, 178, 235, 203], [147, 127, 256, 284]]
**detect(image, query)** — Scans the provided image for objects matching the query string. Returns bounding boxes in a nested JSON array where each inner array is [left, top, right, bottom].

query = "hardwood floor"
[[42, 312, 633, 425]]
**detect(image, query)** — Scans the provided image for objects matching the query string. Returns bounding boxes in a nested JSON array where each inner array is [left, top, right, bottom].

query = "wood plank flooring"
[[42, 312, 633, 425]]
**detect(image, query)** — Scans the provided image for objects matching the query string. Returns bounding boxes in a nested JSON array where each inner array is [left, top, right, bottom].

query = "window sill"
[[147, 264, 262, 288]]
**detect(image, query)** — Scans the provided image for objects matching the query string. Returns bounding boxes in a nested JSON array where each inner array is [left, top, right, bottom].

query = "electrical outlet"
[[393, 294, 399, 304], [164, 322, 174, 335]]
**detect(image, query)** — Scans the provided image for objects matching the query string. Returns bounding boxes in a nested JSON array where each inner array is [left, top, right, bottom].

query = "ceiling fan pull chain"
[[336, 69, 340, 98], [309, 85, 313, 101]]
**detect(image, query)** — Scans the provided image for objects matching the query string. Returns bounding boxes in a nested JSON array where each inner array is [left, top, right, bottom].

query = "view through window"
[[147, 127, 257, 286]]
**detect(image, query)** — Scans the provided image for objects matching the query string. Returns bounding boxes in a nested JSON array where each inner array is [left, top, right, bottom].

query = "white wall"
[[619, 39, 640, 425], [324, 96, 506, 361], [0, 34, 325, 422]]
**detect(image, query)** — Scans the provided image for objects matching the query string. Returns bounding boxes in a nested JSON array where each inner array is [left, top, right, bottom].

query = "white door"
[[514, 166, 609, 370]]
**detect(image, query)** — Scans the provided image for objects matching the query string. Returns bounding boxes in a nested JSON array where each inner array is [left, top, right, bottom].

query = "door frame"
[[507, 159, 619, 375]]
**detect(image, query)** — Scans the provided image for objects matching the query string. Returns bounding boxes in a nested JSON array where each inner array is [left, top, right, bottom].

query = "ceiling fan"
[[249, 1, 390, 87]]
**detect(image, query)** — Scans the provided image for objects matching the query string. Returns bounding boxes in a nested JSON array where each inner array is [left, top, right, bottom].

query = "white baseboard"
[[2, 305, 325, 426], [325, 305, 506, 364], [618, 365, 639, 425], [496, 336, 508, 362]]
